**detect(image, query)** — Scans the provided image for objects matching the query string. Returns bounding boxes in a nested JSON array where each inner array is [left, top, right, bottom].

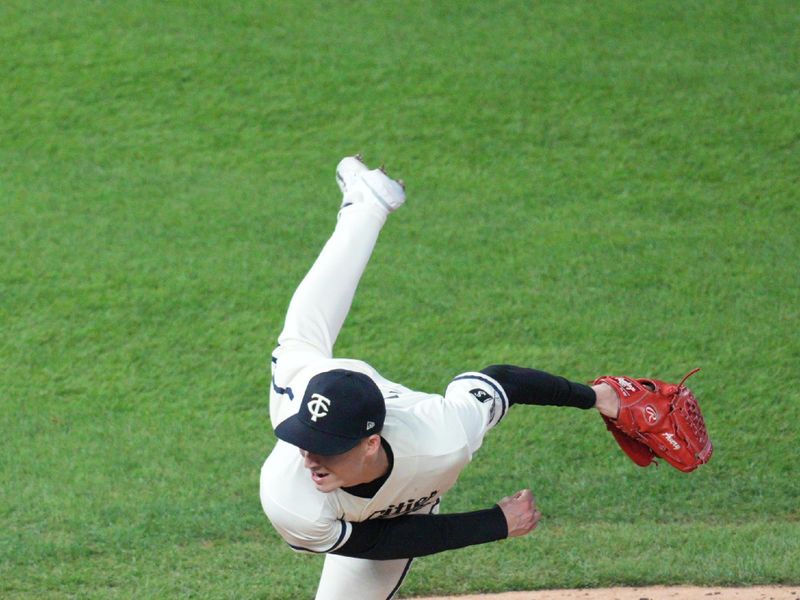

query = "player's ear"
[[364, 434, 382, 456]]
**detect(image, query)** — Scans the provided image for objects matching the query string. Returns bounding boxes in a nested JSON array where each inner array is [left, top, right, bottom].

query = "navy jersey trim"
[[271, 376, 294, 400], [271, 354, 294, 400], [286, 519, 349, 554], [386, 558, 413, 599]]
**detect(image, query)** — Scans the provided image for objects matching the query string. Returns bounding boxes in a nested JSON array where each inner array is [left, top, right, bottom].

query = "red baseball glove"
[[594, 369, 713, 472]]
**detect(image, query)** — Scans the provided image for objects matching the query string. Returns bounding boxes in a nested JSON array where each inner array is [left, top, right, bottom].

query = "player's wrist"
[[591, 382, 619, 419]]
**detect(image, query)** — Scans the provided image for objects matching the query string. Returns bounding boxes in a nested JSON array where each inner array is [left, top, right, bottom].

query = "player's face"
[[299, 438, 374, 493]]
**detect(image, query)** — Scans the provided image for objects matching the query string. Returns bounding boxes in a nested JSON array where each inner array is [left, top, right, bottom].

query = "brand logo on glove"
[[615, 377, 637, 396], [663, 432, 681, 450], [644, 405, 659, 424]]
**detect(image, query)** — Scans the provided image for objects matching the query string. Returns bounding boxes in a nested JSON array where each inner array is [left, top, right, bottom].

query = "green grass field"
[[2, 1, 798, 598]]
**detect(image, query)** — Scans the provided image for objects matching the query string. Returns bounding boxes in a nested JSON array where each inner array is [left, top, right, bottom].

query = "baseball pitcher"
[[260, 156, 712, 600]]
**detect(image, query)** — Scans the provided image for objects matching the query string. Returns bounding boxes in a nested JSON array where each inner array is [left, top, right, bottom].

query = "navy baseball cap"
[[274, 369, 385, 456]]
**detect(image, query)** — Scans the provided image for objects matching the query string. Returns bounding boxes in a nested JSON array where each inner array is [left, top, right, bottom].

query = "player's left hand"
[[594, 369, 713, 472], [497, 489, 541, 537]]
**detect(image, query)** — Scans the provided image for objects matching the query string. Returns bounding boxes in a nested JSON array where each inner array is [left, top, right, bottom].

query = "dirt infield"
[[411, 586, 800, 600]]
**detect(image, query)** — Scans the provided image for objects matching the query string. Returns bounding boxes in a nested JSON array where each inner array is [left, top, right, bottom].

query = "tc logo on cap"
[[307, 394, 331, 422]]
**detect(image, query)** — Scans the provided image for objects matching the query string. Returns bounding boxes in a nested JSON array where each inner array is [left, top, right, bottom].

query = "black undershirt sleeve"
[[332, 505, 508, 560], [480, 364, 596, 409], [331, 367, 589, 560]]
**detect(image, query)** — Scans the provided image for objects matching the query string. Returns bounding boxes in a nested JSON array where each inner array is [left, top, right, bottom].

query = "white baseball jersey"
[[261, 358, 508, 554]]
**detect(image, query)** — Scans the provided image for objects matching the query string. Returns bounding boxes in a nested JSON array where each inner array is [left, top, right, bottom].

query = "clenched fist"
[[497, 489, 541, 537]]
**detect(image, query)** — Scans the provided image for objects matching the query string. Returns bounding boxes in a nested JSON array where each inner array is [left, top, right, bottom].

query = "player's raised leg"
[[278, 156, 405, 355], [270, 157, 405, 427]]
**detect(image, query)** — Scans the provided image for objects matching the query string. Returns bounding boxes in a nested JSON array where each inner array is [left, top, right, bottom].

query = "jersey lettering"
[[366, 490, 439, 519]]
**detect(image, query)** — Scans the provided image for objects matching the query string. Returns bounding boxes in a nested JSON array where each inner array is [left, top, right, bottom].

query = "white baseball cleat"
[[335, 154, 368, 196], [336, 155, 406, 213]]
